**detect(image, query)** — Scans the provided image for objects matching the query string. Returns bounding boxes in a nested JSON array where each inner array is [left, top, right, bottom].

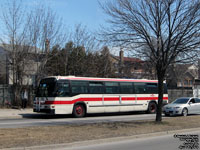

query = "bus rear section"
[[33, 76, 168, 117]]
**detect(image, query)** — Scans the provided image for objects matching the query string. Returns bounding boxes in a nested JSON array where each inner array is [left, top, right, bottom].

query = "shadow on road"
[[20, 111, 147, 119]]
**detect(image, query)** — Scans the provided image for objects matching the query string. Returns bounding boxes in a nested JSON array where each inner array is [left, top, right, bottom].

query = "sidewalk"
[[0, 108, 36, 119]]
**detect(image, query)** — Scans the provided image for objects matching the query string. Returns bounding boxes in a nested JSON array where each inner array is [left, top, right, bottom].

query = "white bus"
[[34, 76, 168, 117]]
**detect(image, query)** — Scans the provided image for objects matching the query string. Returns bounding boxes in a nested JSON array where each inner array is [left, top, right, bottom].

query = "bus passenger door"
[[87, 82, 105, 113], [120, 94, 137, 112], [103, 94, 120, 113], [103, 82, 120, 113], [120, 82, 137, 112]]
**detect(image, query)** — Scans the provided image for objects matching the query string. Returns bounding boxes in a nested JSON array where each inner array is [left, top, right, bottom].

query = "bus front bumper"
[[33, 108, 55, 114]]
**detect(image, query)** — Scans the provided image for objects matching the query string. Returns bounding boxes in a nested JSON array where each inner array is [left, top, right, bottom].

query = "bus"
[[33, 76, 168, 117]]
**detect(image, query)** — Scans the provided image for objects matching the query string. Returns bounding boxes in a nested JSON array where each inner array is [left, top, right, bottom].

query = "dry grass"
[[1, 115, 200, 149]]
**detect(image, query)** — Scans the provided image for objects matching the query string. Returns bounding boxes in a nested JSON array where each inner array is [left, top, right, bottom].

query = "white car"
[[163, 97, 200, 116]]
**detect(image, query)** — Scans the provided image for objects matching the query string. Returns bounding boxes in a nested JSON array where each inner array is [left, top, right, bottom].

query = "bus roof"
[[45, 76, 158, 83]]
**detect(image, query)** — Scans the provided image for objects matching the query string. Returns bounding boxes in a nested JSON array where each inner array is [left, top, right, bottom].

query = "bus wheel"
[[73, 104, 86, 118], [147, 102, 157, 114]]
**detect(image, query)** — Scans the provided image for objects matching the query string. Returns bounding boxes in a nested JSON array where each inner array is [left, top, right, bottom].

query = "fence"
[[168, 88, 193, 103], [0, 85, 13, 107]]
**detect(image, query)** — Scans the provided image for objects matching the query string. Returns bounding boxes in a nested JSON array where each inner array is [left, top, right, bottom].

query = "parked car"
[[163, 97, 200, 116]]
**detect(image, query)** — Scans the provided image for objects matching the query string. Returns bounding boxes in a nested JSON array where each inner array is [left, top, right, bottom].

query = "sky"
[[0, 0, 120, 55], [12, 0, 109, 31]]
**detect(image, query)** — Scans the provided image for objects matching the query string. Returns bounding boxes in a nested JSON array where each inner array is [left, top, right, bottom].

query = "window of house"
[[184, 80, 188, 86], [189, 80, 193, 86]]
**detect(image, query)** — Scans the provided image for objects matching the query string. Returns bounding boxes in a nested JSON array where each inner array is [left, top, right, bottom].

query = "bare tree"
[[100, 0, 200, 122], [27, 5, 67, 84], [97, 46, 116, 77], [70, 24, 100, 53], [61, 24, 100, 76], [0, 0, 67, 106], [0, 0, 32, 106]]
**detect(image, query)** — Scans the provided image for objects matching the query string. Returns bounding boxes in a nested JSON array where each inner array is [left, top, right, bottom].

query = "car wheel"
[[165, 113, 170, 117], [182, 108, 188, 117], [73, 104, 86, 118], [147, 102, 157, 114]]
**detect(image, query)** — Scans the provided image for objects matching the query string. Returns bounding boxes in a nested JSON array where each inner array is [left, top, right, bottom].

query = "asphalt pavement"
[[0, 110, 157, 128]]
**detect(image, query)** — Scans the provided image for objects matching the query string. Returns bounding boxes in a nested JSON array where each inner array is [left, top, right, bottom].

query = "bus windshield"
[[36, 78, 70, 97], [36, 78, 56, 97]]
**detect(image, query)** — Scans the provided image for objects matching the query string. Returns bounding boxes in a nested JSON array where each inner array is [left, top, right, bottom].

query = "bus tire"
[[147, 102, 157, 114], [73, 104, 86, 118]]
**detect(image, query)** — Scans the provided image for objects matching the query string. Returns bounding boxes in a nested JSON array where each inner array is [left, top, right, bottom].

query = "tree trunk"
[[156, 73, 165, 122]]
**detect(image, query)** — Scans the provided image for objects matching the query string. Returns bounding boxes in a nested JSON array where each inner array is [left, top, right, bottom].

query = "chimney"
[[198, 59, 200, 79], [119, 48, 124, 77], [45, 39, 50, 53], [119, 48, 124, 65]]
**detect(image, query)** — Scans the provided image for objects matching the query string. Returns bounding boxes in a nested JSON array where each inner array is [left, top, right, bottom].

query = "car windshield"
[[172, 98, 189, 104]]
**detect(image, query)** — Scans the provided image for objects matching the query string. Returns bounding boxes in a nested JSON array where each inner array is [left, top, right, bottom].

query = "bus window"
[[146, 83, 158, 94], [105, 82, 119, 94], [71, 81, 88, 94], [134, 83, 146, 94], [120, 82, 133, 94], [89, 82, 104, 94], [55, 80, 70, 97]]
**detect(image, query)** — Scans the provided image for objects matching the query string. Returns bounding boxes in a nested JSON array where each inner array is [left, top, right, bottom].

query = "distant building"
[[0, 44, 42, 86], [110, 49, 156, 79], [167, 64, 198, 88]]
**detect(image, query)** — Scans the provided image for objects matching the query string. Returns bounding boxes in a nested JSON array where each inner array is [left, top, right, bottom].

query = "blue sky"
[[0, 0, 120, 54], [16, 0, 109, 31]]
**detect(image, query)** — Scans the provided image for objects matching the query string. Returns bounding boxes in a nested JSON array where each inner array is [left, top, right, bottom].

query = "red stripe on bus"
[[44, 97, 168, 105], [104, 97, 119, 101], [58, 77, 158, 83]]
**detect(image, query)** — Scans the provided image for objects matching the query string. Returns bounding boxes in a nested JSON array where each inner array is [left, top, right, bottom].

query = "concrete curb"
[[3, 127, 200, 150]]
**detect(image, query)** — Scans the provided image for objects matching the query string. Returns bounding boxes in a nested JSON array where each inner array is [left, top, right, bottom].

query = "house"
[[167, 63, 198, 88], [110, 49, 156, 79], [0, 44, 42, 86], [177, 64, 198, 88], [0, 46, 7, 84], [110, 49, 199, 88]]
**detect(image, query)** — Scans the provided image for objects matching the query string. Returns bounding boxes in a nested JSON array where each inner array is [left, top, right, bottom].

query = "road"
[[62, 130, 200, 150], [0, 112, 157, 128]]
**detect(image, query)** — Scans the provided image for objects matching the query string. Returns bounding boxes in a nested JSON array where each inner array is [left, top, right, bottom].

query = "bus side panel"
[[103, 95, 120, 113], [50, 97, 73, 115], [135, 94, 151, 111], [163, 94, 169, 105], [82, 94, 105, 113], [54, 104, 73, 114]]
